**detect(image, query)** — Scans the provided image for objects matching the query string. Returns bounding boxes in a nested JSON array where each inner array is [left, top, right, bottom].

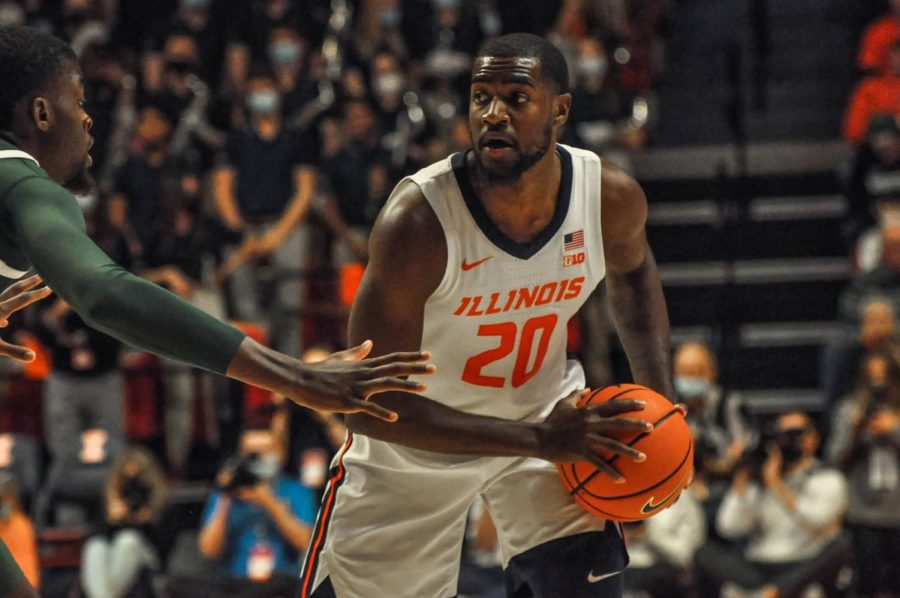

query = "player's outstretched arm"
[[345, 181, 650, 467], [0, 275, 51, 361], [600, 163, 674, 399], [9, 178, 431, 421]]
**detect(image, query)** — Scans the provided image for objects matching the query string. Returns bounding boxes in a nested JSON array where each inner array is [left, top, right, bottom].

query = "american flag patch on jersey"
[[564, 230, 584, 251]]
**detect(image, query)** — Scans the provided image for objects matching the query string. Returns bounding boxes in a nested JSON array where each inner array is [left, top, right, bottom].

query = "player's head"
[[468, 33, 571, 183], [0, 25, 93, 186]]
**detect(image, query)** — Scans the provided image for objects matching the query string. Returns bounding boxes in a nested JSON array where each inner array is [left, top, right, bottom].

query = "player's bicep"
[[348, 181, 445, 356], [348, 268, 427, 354], [9, 181, 120, 295]]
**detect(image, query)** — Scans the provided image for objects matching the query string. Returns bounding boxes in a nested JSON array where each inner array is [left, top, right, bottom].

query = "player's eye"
[[472, 91, 489, 105], [513, 92, 529, 105]]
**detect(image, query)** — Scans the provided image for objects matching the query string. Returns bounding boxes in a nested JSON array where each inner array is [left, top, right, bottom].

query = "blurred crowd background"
[[0, 0, 897, 596]]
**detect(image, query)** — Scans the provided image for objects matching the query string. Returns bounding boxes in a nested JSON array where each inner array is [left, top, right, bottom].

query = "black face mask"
[[871, 383, 889, 400], [167, 61, 196, 75], [775, 428, 808, 467]]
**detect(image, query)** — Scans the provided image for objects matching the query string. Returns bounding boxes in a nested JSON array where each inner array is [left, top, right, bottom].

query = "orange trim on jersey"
[[299, 433, 354, 598]]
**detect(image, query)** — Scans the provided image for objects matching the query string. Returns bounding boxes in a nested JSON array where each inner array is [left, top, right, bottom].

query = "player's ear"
[[554, 93, 572, 127], [30, 96, 52, 132]]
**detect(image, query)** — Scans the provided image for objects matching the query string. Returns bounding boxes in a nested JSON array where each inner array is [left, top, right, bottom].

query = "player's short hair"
[[475, 33, 570, 94], [0, 26, 76, 131]]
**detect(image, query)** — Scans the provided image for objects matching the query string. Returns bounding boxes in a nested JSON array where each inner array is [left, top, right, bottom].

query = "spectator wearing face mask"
[[673, 342, 747, 471], [141, 34, 205, 127], [267, 26, 319, 124], [566, 36, 648, 172], [186, 426, 316, 598], [828, 351, 900, 598], [213, 72, 318, 356], [695, 412, 850, 598]]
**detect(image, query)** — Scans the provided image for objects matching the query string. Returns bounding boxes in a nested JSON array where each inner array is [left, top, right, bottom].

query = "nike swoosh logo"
[[461, 256, 492, 271], [640, 484, 684, 515], [587, 570, 621, 583]]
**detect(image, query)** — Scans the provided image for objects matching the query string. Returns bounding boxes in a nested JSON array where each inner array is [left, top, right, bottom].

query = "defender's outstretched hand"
[[228, 338, 434, 423], [288, 341, 434, 422], [0, 275, 51, 361]]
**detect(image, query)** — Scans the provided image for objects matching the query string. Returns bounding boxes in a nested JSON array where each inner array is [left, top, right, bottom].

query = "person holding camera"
[[828, 350, 900, 598], [80, 446, 168, 598], [695, 411, 850, 598], [197, 425, 316, 597]]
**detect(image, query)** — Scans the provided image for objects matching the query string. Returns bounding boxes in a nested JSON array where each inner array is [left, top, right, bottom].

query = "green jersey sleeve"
[[5, 175, 245, 374]]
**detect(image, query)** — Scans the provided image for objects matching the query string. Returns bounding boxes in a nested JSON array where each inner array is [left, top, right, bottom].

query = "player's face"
[[47, 61, 94, 187], [468, 57, 565, 183]]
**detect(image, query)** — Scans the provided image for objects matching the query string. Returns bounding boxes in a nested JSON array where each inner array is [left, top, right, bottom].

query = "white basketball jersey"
[[404, 144, 606, 421]]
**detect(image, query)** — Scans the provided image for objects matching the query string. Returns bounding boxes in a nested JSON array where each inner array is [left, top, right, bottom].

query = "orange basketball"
[[557, 384, 694, 522]]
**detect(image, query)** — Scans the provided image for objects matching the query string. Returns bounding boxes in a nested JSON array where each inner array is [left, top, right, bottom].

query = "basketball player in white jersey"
[[300, 33, 678, 598]]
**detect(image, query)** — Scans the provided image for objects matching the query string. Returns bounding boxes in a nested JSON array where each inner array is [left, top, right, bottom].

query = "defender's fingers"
[[360, 377, 428, 396], [366, 362, 436, 379], [351, 399, 399, 422], [0, 287, 52, 319], [0, 275, 43, 302], [364, 351, 431, 367], [0, 339, 35, 362], [587, 399, 646, 416], [587, 433, 646, 462], [331, 340, 374, 362]]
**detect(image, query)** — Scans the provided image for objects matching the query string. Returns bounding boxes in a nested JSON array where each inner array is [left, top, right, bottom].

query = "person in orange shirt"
[[845, 40, 900, 144], [0, 476, 38, 592], [858, 0, 900, 74]]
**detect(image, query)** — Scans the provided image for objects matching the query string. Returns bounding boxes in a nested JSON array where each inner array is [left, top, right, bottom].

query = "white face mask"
[[577, 57, 608, 80], [674, 376, 711, 400], [269, 40, 302, 66], [374, 72, 404, 97], [247, 89, 280, 114]]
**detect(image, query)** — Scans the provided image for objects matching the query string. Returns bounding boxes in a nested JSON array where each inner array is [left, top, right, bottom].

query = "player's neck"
[[469, 150, 562, 244]]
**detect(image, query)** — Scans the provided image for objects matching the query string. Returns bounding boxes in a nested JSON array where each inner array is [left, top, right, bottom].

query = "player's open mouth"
[[481, 139, 515, 156]]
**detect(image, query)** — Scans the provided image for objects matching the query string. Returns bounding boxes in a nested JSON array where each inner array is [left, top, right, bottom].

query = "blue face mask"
[[380, 7, 401, 28], [674, 376, 711, 400], [269, 40, 301, 65], [247, 89, 280, 114]]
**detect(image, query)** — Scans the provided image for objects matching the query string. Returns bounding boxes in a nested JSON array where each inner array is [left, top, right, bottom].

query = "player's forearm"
[[225, 336, 309, 397], [606, 249, 674, 398], [347, 392, 544, 457], [64, 267, 244, 374]]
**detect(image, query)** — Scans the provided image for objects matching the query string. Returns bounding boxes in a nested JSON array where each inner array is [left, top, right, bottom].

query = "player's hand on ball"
[[537, 389, 652, 481], [0, 275, 52, 361], [289, 340, 434, 422]]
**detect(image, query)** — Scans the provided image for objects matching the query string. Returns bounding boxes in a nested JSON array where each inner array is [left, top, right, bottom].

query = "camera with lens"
[[740, 418, 808, 479], [217, 452, 279, 494]]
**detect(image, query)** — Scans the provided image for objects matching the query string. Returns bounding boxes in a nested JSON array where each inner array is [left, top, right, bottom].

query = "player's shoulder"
[[0, 156, 57, 205], [599, 159, 644, 205], [373, 177, 445, 253]]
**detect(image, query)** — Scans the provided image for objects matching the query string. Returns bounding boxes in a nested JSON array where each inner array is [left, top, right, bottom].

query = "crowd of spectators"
[[0, 0, 896, 597]]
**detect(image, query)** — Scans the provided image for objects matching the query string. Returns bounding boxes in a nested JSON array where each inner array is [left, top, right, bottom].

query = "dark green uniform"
[[0, 139, 245, 593], [0, 139, 245, 371]]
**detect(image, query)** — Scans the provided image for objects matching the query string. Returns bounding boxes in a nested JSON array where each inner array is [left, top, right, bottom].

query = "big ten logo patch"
[[563, 252, 585, 267]]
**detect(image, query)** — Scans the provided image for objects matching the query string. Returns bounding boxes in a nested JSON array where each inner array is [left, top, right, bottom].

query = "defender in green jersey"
[[0, 25, 432, 597]]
